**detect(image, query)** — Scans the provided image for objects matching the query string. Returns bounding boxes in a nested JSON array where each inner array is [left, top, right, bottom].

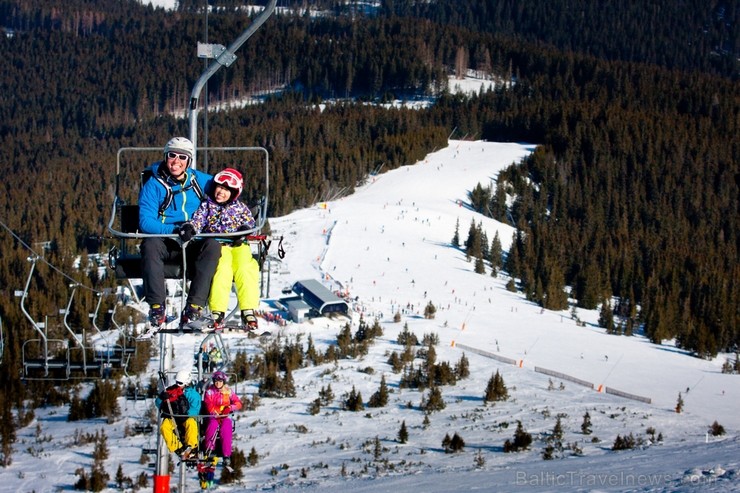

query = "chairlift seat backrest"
[[113, 169, 187, 280], [120, 205, 140, 234]]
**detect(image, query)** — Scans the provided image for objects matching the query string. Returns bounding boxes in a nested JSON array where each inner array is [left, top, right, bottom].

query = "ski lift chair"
[[108, 147, 269, 271], [107, 146, 269, 302]]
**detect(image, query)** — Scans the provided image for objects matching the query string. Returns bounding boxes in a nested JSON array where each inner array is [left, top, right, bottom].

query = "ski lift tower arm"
[[188, 0, 277, 170]]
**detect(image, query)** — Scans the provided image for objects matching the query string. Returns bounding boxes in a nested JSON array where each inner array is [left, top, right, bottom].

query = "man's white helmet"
[[175, 369, 191, 385], [164, 137, 194, 160]]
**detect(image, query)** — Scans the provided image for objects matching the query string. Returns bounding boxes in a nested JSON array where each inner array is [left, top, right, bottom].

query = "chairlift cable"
[[0, 216, 103, 294]]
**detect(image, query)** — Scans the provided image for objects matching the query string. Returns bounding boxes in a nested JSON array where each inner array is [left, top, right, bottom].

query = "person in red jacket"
[[202, 370, 242, 466]]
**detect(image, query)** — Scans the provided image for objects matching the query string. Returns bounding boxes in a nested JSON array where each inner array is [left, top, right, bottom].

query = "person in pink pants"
[[202, 370, 243, 466]]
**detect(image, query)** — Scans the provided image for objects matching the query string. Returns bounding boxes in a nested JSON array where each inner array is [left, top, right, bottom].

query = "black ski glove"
[[231, 224, 249, 247], [177, 222, 196, 242]]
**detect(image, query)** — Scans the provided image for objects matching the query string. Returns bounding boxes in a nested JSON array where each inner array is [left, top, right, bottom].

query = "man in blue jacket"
[[139, 137, 220, 328]]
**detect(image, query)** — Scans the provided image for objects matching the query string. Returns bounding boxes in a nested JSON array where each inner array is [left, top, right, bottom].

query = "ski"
[[179, 316, 211, 332], [136, 315, 178, 340], [247, 329, 272, 339]]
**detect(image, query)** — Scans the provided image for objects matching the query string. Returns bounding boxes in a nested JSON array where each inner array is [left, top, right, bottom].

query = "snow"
[[137, 0, 177, 10], [7, 141, 739, 492]]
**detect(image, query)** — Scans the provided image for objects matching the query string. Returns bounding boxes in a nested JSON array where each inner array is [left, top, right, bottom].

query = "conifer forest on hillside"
[[0, 0, 737, 417]]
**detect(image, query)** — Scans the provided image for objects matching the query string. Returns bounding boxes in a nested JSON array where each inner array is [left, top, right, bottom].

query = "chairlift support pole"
[[109, 300, 136, 375], [152, 5, 277, 489], [187, 0, 277, 170], [19, 257, 43, 340], [63, 284, 93, 375], [18, 257, 70, 378], [19, 257, 49, 375], [62, 285, 84, 347], [91, 291, 114, 360]]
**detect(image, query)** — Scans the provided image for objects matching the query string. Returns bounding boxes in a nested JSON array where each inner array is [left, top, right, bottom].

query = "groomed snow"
[[7, 140, 738, 493]]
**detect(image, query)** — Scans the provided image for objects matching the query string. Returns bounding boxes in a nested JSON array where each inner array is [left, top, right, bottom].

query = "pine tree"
[[388, 351, 403, 373], [581, 411, 592, 435], [221, 448, 245, 483], [552, 416, 564, 441], [465, 219, 482, 260], [612, 433, 636, 450], [424, 301, 437, 319], [93, 431, 109, 461], [1, 402, 17, 466], [474, 256, 486, 274], [373, 436, 382, 460], [281, 368, 296, 397], [336, 323, 354, 357], [489, 232, 503, 276], [421, 386, 445, 412], [115, 464, 129, 489], [306, 334, 319, 364], [78, 431, 110, 492], [709, 421, 725, 436], [368, 374, 389, 407], [397, 420, 408, 444], [247, 447, 259, 466], [474, 449, 486, 468], [484, 370, 509, 403], [450, 432, 465, 452], [397, 323, 418, 346], [443, 432, 465, 453], [504, 231, 522, 279], [469, 183, 491, 214], [491, 181, 509, 223], [308, 398, 321, 415], [480, 226, 489, 259], [543, 262, 569, 310], [599, 299, 615, 334], [343, 386, 364, 411], [455, 353, 470, 379], [503, 420, 532, 453], [319, 384, 334, 406], [441, 433, 451, 451], [451, 218, 460, 247]]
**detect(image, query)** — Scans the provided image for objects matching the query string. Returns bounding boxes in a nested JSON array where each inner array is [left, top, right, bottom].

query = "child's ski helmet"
[[213, 168, 243, 201]]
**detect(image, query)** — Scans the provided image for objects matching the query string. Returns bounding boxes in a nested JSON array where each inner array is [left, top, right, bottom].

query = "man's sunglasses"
[[167, 151, 190, 161]]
